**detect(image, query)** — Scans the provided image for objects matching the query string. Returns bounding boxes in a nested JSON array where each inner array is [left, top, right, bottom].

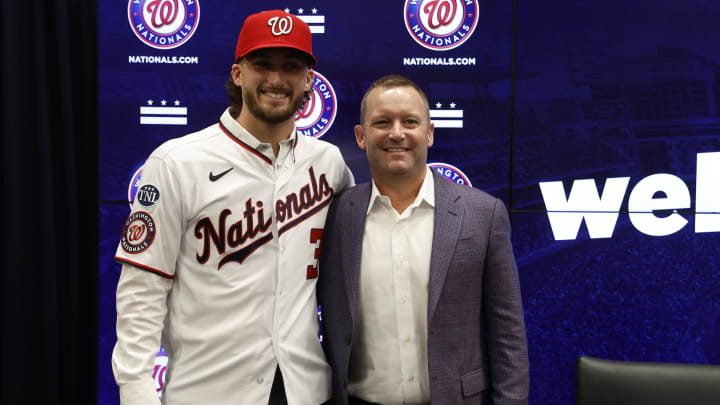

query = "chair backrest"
[[577, 355, 720, 405]]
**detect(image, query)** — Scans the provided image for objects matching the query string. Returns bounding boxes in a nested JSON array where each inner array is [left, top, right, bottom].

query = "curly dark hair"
[[225, 77, 244, 119]]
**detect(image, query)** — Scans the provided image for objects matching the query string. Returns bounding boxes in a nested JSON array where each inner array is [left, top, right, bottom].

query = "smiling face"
[[355, 85, 434, 185], [232, 48, 313, 126]]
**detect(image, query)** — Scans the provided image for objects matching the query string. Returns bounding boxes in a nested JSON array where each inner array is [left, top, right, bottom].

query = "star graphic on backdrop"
[[161, 100, 167, 106], [298, 8, 304, 14], [284, 8, 290, 13], [312, 8, 318, 14], [174, 100, 181, 106], [450, 102, 456, 108], [147, 99, 154, 105], [435, 102, 442, 108]]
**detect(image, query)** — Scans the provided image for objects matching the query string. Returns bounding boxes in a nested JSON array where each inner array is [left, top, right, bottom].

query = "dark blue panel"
[[514, 1, 720, 402], [513, 212, 720, 404], [98, 203, 128, 405]]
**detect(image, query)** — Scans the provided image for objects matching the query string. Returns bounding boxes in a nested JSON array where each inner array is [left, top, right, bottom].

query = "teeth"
[[386, 148, 405, 152], [264, 92, 286, 99]]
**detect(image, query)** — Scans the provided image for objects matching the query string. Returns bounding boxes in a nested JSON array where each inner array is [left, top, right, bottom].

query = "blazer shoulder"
[[332, 182, 370, 206], [434, 172, 501, 210]]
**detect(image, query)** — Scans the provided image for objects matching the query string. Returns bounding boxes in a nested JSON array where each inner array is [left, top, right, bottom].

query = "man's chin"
[[379, 165, 413, 178], [254, 107, 297, 124]]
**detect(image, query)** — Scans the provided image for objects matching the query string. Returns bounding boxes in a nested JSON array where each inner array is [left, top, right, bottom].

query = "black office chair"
[[577, 355, 720, 405]]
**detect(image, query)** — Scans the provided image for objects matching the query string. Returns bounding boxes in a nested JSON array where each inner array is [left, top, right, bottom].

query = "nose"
[[265, 69, 284, 86], [388, 120, 405, 141]]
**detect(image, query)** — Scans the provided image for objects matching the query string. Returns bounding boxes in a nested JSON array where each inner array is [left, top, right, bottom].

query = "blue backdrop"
[[98, 1, 720, 403]]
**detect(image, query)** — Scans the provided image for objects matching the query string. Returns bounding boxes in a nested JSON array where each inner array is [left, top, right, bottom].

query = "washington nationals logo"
[[429, 162, 473, 186], [404, 0, 479, 51], [128, 0, 200, 49], [121, 211, 157, 254], [153, 348, 168, 396], [295, 71, 337, 139], [268, 15, 293, 36]]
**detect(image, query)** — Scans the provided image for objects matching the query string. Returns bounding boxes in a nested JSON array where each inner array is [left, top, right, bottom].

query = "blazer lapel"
[[343, 183, 371, 325], [427, 172, 464, 323]]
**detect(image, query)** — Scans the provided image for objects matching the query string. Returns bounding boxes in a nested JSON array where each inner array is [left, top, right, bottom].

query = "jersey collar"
[[218, 108, 298, 165]]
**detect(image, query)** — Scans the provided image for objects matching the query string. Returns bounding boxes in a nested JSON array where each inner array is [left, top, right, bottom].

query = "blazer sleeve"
[[482, 198, 529, 405]]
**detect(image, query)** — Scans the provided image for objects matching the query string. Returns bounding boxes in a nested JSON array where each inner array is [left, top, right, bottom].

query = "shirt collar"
[[367, 166, 435, 215], [219, 108, 297, 163]]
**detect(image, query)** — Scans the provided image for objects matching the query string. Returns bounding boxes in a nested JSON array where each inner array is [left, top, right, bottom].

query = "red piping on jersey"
[[115, 257, 175, 279], [218, 122, 273, 165], [277, 195, 332, 237]]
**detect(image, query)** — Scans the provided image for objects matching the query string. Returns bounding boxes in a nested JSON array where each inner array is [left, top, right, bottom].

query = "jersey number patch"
[[307, 228, 323, 279]]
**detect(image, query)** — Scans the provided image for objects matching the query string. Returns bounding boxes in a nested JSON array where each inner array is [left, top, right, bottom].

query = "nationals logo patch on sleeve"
[[121, 211, 157, 254]]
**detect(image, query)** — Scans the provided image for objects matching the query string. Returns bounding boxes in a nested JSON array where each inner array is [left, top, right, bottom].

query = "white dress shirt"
[[348, 167, 435, 405]]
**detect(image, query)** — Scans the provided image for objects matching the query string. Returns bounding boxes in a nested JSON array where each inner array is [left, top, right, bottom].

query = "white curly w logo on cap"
[[268, 16, 293, 36]]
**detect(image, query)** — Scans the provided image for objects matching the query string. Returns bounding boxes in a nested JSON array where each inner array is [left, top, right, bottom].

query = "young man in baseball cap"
[[112, 10, 353, 405]]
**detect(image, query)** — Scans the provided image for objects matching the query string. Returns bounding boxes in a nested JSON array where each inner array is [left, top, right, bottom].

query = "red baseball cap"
[[235, 10, 317, 65]]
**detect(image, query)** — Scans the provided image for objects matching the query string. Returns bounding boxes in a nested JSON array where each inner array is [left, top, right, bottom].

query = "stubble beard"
[[243, 86, 305, 124]]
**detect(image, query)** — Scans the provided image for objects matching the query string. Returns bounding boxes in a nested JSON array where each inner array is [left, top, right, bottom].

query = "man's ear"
[[231, 63, 242, 86], [354, 125, 367, 150], [305, 69, 314, 92], [426, 121, 435, 148]]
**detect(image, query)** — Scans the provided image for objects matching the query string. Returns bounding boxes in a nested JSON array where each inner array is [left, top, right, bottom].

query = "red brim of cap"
[[236, 42, 317, 65]]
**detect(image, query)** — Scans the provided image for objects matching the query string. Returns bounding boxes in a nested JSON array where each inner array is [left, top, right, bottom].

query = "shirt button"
[[401, 297, 408, 303], [403, 336, 410, 342], [409, 375, 415, 382], [344, 335, 351, 345], [257, 376, 264, 384]]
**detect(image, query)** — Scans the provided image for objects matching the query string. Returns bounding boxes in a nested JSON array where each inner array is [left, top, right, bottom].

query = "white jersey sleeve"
[[112, 264, 171, 405], [114, 154, 184, 276], [112, 151, 184, 404]]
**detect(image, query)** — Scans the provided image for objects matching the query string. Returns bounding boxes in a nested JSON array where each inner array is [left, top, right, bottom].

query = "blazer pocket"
[[460, 368, 488, 397]]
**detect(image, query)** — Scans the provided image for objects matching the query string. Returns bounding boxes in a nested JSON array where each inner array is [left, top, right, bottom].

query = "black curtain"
[[2, 0, 98, 403]]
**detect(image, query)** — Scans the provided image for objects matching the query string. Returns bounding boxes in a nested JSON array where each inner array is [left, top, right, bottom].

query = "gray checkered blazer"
[[317, 171, 529, 404]]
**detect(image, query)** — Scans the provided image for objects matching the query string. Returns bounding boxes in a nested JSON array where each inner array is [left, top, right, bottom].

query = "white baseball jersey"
[[113, 108, 354, 405]]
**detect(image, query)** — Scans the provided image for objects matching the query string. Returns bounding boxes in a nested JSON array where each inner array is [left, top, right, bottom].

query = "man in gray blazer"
[[317, 75, 528, 404]]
